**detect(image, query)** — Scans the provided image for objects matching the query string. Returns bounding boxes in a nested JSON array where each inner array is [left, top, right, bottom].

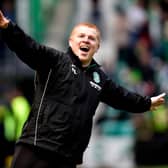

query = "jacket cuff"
[[144, 96, 152, 111]]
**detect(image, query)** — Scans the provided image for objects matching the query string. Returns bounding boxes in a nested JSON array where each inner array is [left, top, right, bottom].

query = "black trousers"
[[11, 144, 76, 168]]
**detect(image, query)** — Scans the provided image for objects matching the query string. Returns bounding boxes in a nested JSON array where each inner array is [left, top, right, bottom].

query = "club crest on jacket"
[[93, 71, 100, 83]]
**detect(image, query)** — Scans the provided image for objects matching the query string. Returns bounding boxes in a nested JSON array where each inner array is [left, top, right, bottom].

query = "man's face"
[[69, 25, 100, 67]]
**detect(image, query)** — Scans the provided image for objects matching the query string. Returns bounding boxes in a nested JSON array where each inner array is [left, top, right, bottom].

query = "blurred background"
[[1, 0, 168, 168]]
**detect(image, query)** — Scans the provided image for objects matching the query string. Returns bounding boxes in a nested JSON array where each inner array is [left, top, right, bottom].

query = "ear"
[[96, 44, 100, 52]]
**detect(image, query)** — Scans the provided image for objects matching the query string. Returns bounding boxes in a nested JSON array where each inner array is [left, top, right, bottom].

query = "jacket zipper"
[[34, 69, 52, 145]]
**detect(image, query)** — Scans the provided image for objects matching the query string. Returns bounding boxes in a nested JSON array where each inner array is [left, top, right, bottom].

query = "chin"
[[79, 57, 88, 62]]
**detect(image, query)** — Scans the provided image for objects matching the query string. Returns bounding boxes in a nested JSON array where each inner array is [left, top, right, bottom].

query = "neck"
[[82, 60, 92, 67]]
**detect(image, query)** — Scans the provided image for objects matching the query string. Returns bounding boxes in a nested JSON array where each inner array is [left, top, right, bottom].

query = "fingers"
[[0, 10, 6, 20], [0, 10, 3, 17], [151, 93, 166, 102], [155, 93, 166, 105], [156, 93, 166, 99], [0, 11, 9, 29], [0, 10, 5, 20], [151, 93, 166, 109]]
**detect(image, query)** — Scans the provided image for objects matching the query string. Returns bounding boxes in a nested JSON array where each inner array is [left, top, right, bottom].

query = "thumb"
[[156, 93, 166, 99]]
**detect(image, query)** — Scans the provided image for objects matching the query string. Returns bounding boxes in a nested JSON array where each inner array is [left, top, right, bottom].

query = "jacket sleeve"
[[0, 21, 63, 70], [99, 78, 151, 113]]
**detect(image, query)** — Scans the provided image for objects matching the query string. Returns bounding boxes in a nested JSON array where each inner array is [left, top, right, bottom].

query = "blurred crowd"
[[0, 1, 32, 168], [1, 0, 168, 168]]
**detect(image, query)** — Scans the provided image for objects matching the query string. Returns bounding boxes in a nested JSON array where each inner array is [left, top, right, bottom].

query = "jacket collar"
[[66, 47, 100, 71]]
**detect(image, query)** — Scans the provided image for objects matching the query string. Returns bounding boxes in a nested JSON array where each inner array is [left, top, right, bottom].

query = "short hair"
[[70, 22, 101, 42]]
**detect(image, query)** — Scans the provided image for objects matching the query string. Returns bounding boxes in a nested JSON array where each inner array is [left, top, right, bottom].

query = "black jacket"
[[1, 22, 151, 164]]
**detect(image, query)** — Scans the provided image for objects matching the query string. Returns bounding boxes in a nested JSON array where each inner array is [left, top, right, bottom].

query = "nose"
[[82, 36, 89, 43]]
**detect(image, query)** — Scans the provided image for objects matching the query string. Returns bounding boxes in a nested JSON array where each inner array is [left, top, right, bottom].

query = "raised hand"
[[0, 10, 10, 28], [150, 93, 166, 111]]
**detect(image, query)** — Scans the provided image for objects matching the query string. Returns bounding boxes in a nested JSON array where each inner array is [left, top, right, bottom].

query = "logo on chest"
[[71, 64, 78, 75], [89, 81, 102, 91], [93, 71, 100, 83]]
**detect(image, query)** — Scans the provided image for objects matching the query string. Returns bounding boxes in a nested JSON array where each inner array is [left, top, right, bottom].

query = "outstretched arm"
[[100, 78, 166, 113], [0, 10, 62, 70]]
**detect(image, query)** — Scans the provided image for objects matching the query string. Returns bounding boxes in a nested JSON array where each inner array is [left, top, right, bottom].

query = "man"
[[0, 10, 166, 168]]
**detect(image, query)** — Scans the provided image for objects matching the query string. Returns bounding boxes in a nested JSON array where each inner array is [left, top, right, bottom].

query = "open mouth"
[[80, 46, 90, 52]]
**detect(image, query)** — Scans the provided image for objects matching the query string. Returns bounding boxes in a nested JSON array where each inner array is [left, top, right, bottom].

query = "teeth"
[[80, 46, 89, 49]]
